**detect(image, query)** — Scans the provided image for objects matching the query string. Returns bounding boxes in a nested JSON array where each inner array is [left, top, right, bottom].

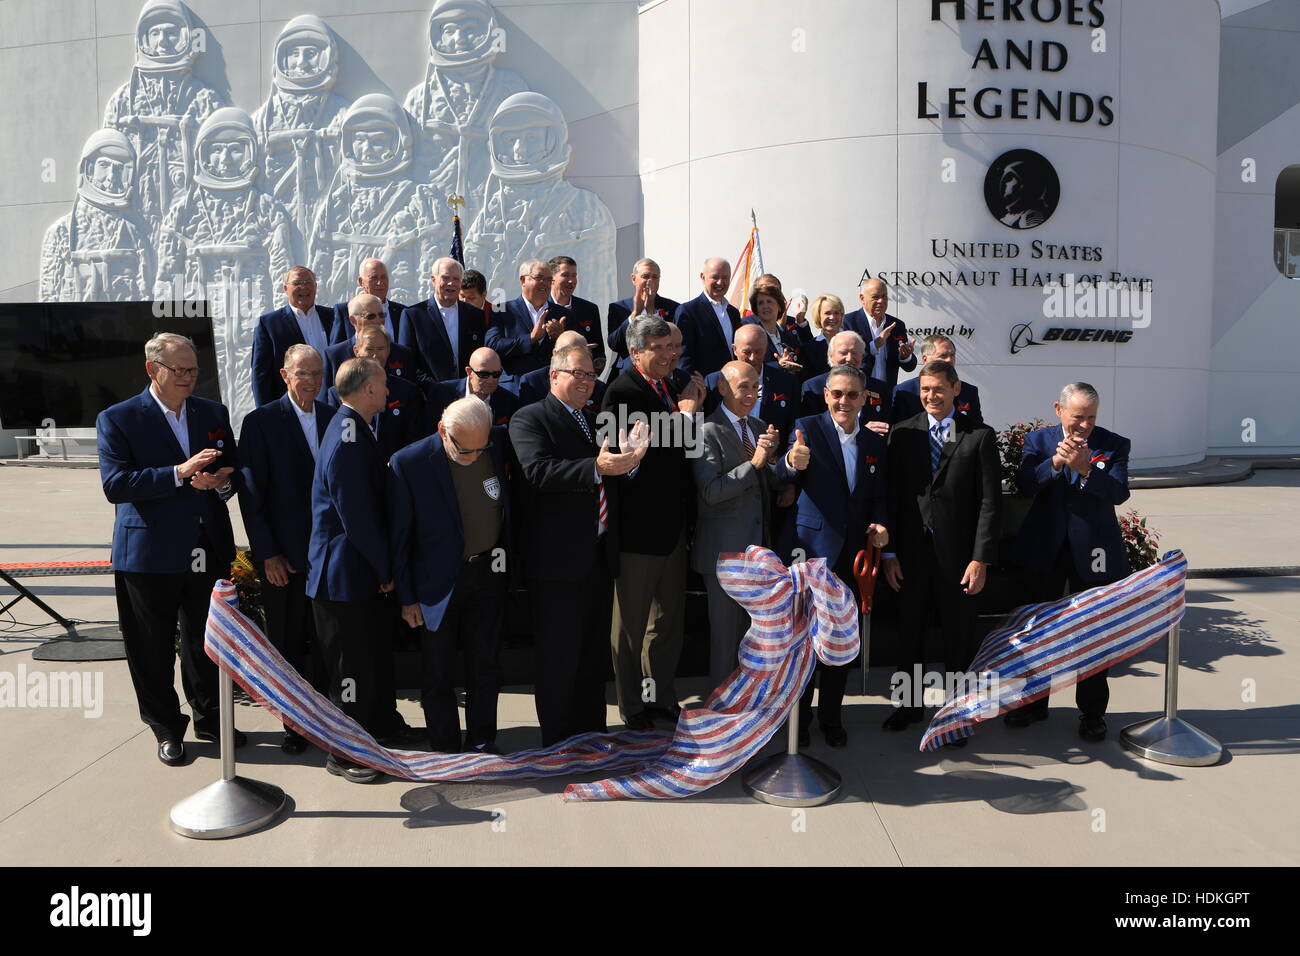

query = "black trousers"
[[530, 551, 612, 747], [262, 571, 327, 733], [896, 533, 979, 682], [799, 555, 857, 730], [311, 595, 398, 737], [115, 566, 222, 742], [1019, 543, 1111, 718], [421, 558, 506, 752]]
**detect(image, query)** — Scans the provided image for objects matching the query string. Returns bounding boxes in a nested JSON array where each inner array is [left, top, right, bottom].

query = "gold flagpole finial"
[[448, 193, 465, 214]]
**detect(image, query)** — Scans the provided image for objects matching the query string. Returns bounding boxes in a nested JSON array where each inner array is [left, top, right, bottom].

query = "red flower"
[[207, 428, 225, 440], [387, 400, 402, 410], [1090, 451, 1111, 463], [495, 415, 509, 425], [772, 393, 788, 402], [868, 394, 881, 406], [866, 456, 878, 464], [957, 401, 970, 411], [388, 360, 404, 370]]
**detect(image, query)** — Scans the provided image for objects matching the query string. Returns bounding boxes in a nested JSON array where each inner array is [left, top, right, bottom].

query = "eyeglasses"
[[556, 368, 597, 382], [288, 368, 324, 380], [827, 389, 862, 401], [471, 368, 504, 379], [155, 361, 199, 379], [527, 274, 552, 282], [448, 433, 492, 456]]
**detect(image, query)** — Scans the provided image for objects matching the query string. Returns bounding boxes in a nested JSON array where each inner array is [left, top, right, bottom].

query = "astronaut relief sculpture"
[[39, 0, 618, 427]]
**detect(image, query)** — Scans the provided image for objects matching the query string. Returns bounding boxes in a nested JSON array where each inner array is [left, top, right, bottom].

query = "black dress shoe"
[[882, 706, 922, 731], [195, 728, 247, 747], [1004, 707, 1049, 728], [281, 731, 308, 755], [157, 738, 185, 766], [1078, 714, 1107, 742], [326, 754, 380, 783], [822, 725, 848, 748], [625, 712, 654, 731]]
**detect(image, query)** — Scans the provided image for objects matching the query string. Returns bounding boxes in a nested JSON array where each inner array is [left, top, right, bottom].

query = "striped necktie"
[[738, 417, 755, 457], [571, 407, 608, 532], [930, 422, 944, 474], [654, 378, 677, 412]]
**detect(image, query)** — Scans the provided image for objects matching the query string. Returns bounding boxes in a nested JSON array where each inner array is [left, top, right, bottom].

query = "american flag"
[[919, 550, 1188, 751], [449, 214, 464, 266]]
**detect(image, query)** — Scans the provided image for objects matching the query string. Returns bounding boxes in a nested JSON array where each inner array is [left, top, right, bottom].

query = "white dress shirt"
[[292, 304, 328, 357], [291, 399, 319, 460], [865, 314, 889, 383], [720, 402, 755, 451], [380, 300, 395, 342], [150, 385, 189, 486], [709, 296, 731, 347], [834, 417, 861, 491], [438, 300, 459, 360]]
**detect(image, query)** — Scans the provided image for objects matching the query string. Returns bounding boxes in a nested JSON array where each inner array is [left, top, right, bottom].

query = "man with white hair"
[[402, 256, 491, 382], [252, 266, 347, 407], [607, 257, 681, 376], [486, 258, 568, 392], [328, 258, 411, 353], [390, 395, 512, 754], [799, 330, 892, 433], [843, 278, 916, 391]]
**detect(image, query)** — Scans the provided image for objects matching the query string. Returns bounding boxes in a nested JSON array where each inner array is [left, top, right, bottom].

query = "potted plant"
[[1120, 509, 1161, 571]]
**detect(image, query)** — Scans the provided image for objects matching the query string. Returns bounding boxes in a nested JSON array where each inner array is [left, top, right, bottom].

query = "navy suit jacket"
[[799, 336, 831, 382], [389, 432, 512, 631], [843, 310, 917, 389], [704, 364, 800, 447], [330, 299, 408, 349], [238, 394, 336, 570], [400, 298, 491, 383], [324, 374, 427, 463], [607, 294, 681, 375], [741, 316, 804, 367], [428, 378, 521, 428], [1011, 424, 1131, 585], [322, 338, 431, 397], [551, 295, 606, 368], [486, 297, 570, 389], [306, 404, 391, 601], [892, 377, 983, 426], [516, 366, 607, 413], [772, 412, 888, 567], [252, 304, 347, 407], [800, 370, 893, 425], [676, 293, 742, 378], [97, 388, 238, 574]]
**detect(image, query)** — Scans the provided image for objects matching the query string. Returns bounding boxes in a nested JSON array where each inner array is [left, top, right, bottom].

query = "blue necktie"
[[930, 422, 944, 474]]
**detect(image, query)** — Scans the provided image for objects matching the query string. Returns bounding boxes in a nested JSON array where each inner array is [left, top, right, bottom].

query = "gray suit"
[[692, 405, 775, 689]]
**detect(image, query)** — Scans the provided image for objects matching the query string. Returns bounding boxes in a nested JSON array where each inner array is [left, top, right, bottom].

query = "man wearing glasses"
[[238, 343, 336, 754], [486, 259, 569, 394], [97, 332, 244, 767], [428, 346, 519, 427], [515, 330, 607, 410], [390, 396, 511, 754]]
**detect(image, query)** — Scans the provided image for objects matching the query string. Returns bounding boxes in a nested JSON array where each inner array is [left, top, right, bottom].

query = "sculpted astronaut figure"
[[103, 0, 225, 245], [155, 108, 293, 432], [467, 92, 617, 311], [40, 129, 152, 302], [311, 93, 445, 305], [252, 14, 349, 242]]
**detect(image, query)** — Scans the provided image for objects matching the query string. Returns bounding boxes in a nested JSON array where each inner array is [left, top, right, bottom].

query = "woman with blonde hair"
[[799, 293, 846, 381]]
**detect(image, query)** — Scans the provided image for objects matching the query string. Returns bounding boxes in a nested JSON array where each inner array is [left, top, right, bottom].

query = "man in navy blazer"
[[400, 257, 492, 383], [607, 257, 680, 377], [703, 323, 799, 448], [773, 365, 890, 747], [328, 257, 408, 351], [549, 255, 606, 374], [676, 258, 742, 379], [251, 266, 347, 407], [428, 347, 521, 428], [97, 332, 242, 766], [799, 331, 892, 431], [323, 292, 433, 396], [238, 343, 336, 754], [516, 331, 606, 412], [843, 278, 917, 390], [1005, 383, 1132, 741], [307, 357, 404, 782], [487, 258, 569, 392], [892, 334, 983, 426], [324, 325, 427, 463], [390, 397, 512, 753]]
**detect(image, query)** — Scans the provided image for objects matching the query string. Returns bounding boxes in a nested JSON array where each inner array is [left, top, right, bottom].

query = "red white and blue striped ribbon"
[[203, 545, 857, 800], [918, 549, 1188, 751]]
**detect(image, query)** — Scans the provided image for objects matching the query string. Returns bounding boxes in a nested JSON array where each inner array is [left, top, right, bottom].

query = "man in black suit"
[[252, 266, 347, 407], [675, 258, 742, 379], [601, 314, 708, 730], [96, 332, 244, 766], [844, 278, 916, 391], [323, 292, 433, 395], [329, 257, 408, 349], [428, 346, 521, 428], [487, 259, 569, 392], [324, 325, 427, 462], [508, 344, 647, 745], [239, 343, 336, 754], [401, 256, 492, 383], [517, 331, 607, 412], [882, 360, 1000, 738], [892, 334, 983, 426], [607, 258, 680, 377], [549, 255, 606, 374]]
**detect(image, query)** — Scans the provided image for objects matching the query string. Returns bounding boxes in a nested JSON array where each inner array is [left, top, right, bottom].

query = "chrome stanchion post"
[[743, 590, 843, 807], [170, 668, 290, 839], [859, 612, 871, 697], [1121, 623, 1224, 767]]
